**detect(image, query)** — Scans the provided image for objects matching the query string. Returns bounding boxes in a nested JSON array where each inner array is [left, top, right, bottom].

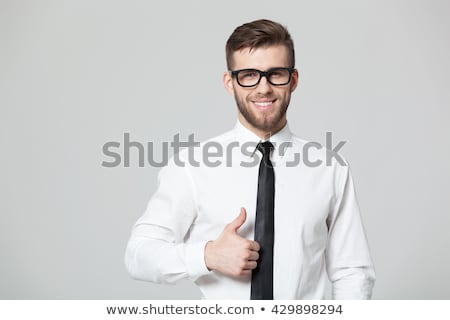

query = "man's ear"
[[290, 69, 299, 92], [223, 71, 235, 96]]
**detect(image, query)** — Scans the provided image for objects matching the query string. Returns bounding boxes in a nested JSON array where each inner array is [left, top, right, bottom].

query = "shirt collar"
[[233, 120, 293, 159]]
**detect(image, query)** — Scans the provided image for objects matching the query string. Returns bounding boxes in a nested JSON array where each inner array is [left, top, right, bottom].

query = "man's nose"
[[256, 76, 273, 94]]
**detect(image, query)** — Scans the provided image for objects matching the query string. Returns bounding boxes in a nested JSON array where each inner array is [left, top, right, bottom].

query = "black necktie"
[[251, 141, 275, 300]]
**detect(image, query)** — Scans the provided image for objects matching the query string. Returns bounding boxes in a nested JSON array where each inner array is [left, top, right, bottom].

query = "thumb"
[[225, 207, 247, 233]]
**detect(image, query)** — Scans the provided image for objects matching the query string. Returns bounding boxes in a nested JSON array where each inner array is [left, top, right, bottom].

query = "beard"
[[234, 93, 290, 133]]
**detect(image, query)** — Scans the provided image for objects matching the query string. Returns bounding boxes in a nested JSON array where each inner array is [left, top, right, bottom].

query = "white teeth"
[[254, 101, 272, 107]]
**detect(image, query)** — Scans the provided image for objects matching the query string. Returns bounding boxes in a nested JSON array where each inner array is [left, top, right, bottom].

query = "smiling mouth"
[[253, 100, 276, 109]]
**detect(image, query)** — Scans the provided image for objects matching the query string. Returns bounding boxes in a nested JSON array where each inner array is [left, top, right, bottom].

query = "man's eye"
[[269, 71, 283, 77], [242, 71, 258, 78]]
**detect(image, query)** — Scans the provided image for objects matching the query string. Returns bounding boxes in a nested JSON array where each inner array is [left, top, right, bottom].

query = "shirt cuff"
[[332, 275, 375, 299], [184, 241, 211, 281]]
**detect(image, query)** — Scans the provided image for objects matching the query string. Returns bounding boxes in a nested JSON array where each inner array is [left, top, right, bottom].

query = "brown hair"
[[225, 19, 295, 70]]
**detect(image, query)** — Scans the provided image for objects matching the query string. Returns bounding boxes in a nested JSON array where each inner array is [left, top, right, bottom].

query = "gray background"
[[1, 0, 449, 299]]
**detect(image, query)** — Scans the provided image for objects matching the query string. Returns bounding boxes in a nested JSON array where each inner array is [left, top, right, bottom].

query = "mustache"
[[250, 95, 277, 100]]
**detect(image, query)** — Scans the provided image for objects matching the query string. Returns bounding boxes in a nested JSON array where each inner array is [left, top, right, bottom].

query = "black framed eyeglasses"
[[231, 67, 295, 87]]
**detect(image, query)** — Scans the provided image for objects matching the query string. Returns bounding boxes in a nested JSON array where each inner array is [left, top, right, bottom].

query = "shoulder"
[[289, 133, 350, 168], [162, 128, 238, 169]]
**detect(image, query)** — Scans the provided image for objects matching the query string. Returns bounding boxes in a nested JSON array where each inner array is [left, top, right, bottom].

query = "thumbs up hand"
[[204, 208, 260, 277]]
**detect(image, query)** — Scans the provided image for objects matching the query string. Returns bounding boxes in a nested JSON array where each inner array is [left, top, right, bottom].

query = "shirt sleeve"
[[124, 157, 210, 284], [325, 161, 376, 299]]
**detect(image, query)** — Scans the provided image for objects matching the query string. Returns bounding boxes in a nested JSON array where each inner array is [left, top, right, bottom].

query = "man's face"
[[224, 45, 298, 137]]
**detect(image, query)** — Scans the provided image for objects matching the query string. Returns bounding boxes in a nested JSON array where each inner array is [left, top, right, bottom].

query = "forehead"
[[232, 45, 290, 70]]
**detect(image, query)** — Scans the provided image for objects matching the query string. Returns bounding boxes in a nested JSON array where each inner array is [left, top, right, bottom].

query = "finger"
[[244, 260, 257, 270], [239, 270, 252, 277], [225, 207, 247, 233], [247, 251, 259, 261], [248, 240, 260, 251]]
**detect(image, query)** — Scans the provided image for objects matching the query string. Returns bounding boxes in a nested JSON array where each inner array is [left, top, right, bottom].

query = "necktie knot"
[[257, 141, 274, 158]]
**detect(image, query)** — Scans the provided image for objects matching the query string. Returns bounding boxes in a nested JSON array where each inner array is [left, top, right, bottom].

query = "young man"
[[125, 19, 375, 299]]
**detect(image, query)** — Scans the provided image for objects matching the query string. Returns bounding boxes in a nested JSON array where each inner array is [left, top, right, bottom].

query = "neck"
[[238, 115, 286, 140]]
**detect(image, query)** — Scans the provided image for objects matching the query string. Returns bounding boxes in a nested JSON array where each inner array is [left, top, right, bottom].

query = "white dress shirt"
[[125, 121, 375, 299]]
